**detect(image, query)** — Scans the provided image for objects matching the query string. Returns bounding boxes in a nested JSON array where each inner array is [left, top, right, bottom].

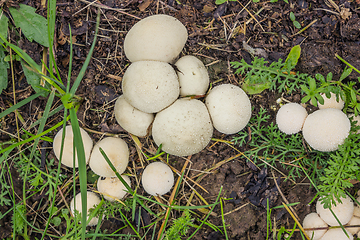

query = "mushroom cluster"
[[302, 195, 357, 240], [276, 98, 351, 152]]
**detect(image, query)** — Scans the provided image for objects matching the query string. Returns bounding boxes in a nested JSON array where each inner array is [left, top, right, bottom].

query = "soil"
[[1, 0, 360, 239]]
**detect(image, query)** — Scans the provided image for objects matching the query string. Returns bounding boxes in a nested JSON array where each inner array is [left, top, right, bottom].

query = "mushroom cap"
[[174, 55, 209, 96], [302, 212, 328, 240], [316, 195, 354, 226], [141, 161, 174, 196], [114, 95, 154, 137], [152, 98, 213, 156], [205, 84, 251, 134], [302, 108, 350, 152], [124, 14, 188, 63], [122, 61, 180, 113], [319, 228, 353, 240], [276, 103, 308, 134], [318, 92, 345, 110], [70, 191, 101, 226], [97, 175, 131, 202], [89, 137, 129, 177], [53, 125, 93, 168], [346, 216, 360, 235]]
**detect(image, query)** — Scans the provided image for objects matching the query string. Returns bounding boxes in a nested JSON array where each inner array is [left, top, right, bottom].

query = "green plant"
[[215, 0, 236, 5], [289, 12, 301, 29]]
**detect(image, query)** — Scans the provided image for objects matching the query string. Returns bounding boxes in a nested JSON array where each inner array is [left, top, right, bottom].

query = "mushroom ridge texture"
[[276, 103, 308, 134], [124, 14, 188, 63], [122, 61, 180, 113], [205, 84, 251, 134], [53, 125, 93, 168], [302, 108, 350, 152], [152, 98, 213, 156], [141, 161, 174, 196]]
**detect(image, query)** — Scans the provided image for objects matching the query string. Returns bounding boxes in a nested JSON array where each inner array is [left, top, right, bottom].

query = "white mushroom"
[[318, 92, 345, 110], [124, 14, 188, 63], [348, 114, 360, 134], [316, 195, 354, 226], [319, 228, 353, 240], [114, 95, 154, 137], [174, 55, 209, 96], [53, 125, 93, 168], [205, 84, 251, 134], [302, 108, 350, 152], [122, 61, 180, 113], [70, 191, 101, 226], [89, 137, 129, 177], [152, 98, 213, 156], [276, 103, 308, 134], [346, 216, 360, 235], [141, 161, 174, 196], [302, 212, 328, 240], [97, 175, 131, 202]]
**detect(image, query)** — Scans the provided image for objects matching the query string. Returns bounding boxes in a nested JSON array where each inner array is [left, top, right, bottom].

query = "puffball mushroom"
[[122, 61, 180, 113], [346, 216, 360, 235], [302, 212, 328, 240], [124, 14, 188, 63], [53, 125, 93, 168], [141, 161, 174, 196], [319, 228, 353, 240], [276, 103, 308, 134], [302, 108, 350, 152], [97, 175, 131, 202], [205, 84, 251, 134], [89, 137, 129, 177], [114, 95, 154, 137], [152, 98, 213, 156], [316, 195, 354, 226], [70, 191, 101, 226], [174, 55, 209, 96], [318, 92, 345, 110]]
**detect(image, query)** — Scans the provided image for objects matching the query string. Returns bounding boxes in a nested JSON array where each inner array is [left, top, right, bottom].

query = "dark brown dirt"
[[1, 0, 360, 239]]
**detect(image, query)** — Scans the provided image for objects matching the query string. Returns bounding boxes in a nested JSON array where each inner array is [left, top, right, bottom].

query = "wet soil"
[[1, 0, 360, 239]]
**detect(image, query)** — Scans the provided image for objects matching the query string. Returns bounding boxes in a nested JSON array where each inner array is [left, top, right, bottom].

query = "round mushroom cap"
[[346, 216, 360, 235], [152, 98, 213, 156], [318, 92, 344, 110], [124, 14, 188, 63], [302, 212, 328, 240], [302, 108, 350, 152], [141, 161, 174, 196], [205, 84, 251, 134], [114, 95, 154, 137], [97, 175, 131, 202], [174, 55, 209, 96], [122, 61, 180, 113], [319, 228, 353, 240], [70, 191, 101, 226], [276, 103, 308, 134], [316, 195, 354, 226], [53, 125, 93, 168], [89, 137, 129, 177]]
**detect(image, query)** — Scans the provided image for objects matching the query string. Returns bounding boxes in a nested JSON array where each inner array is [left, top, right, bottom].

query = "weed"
[[289, 12, 302, 29]]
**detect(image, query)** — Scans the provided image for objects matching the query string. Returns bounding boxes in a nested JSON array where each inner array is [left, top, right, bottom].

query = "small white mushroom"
[[318, 92, 345, 110], [152, 98, 213, 156], [302, 212, 328, 240], [141, 161, 174, 196], [174, 55, 209, 96], [122, 61, 180, 113], [114, 95, 154, 137], [124, 14, 188, 63], [89, 137, 129, 177], [276, 103, 308, 134], [205, 84, 251, 134], [70, 191, 101, 226], [316, 195, 354, 226], [302, 108, 350, 152], [319, 228, 353, 240], [53, 125, 93, 168], [97, 175, 131, 202]]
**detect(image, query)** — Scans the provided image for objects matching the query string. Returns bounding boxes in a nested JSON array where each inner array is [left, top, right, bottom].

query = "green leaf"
[[284, 45, 301, 70], [21, 60, 48, 96], [339, 67, 352, 82], [0, 11, 9, 43], [242, 77, 271, 94], [293, 21, 301, 29], [326, 72, 333, 81], [215, 0, 227, 4], [0, 46, 9, 94], [9, 4, 49, 47], [289, 12, 296, 21]]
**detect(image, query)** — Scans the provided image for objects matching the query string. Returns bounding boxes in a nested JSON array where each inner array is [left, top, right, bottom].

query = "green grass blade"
[[0, 92, 41, 119]]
